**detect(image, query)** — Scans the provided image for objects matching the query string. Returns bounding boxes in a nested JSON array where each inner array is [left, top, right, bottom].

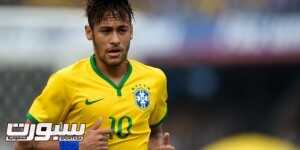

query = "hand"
[[156, 132, 175, 150], [80, 120, 112, 150]]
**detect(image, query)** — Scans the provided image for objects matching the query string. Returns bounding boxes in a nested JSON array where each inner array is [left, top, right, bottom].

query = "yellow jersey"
[[26, 55, 168, 150]]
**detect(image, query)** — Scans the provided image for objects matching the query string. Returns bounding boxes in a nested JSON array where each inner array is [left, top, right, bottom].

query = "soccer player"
[[15, 0, 175, 150]]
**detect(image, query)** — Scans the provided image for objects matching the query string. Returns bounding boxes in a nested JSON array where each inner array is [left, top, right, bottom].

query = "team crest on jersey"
[[132, 84, 151, 110]]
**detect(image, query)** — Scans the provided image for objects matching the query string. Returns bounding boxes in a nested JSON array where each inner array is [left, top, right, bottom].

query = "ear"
[[85, 25, 93, 41], [130, 24, 133, 40]]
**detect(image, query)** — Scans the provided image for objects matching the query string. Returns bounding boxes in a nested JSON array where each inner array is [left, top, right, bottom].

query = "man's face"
[[86, 13, 132, 66]]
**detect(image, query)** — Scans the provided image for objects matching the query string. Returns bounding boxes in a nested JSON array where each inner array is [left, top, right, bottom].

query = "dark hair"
[[86, 0, 134, 28]]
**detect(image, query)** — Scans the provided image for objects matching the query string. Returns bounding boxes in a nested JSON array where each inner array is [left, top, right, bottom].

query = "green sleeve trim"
[[26, 113, 39, 124], [150, 108, 168, 128]]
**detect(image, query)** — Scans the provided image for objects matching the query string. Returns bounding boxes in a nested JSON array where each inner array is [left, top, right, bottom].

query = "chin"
[[106, 59, 123, 67]]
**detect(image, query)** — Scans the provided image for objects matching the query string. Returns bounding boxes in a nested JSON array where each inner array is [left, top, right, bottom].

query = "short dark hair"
[[86, 0, 134, 28]]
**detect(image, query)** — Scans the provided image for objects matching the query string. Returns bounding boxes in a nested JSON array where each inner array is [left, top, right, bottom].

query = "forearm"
[[149, 126, 163, 150], [149, 135, 161, 150], [15, 141, 59, 150]]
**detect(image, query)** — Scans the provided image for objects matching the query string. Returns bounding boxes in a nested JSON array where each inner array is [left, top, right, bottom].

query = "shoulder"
[[50, 57, 90, 82], [129, 59, 167, 81]]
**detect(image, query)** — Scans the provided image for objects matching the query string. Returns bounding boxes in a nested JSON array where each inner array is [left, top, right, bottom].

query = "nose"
[[110, 32, 120, 46]]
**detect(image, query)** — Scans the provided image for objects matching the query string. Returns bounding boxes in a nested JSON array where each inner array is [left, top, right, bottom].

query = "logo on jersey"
[[85, 98, 104, 105], [132, 84, 150, 110]]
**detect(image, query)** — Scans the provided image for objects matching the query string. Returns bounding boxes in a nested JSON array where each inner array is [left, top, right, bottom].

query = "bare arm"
[[149, 125, 163, 150], [149, 125, 175, 150], [15, 141, 59, 150]]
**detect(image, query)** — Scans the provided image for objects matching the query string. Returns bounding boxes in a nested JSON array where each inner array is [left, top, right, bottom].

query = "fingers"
[[163, 132, 170, 145], [90, 120, 102, 130], [159, 145, 175, 150], [96, 134, 109, 141], [81, 119, 111, 150], [160, 132, 175, 149], [97, 128, 112, 134], [88, 120, 112, 141], [95, 145, 108, 150], [90, 120, 112, 134]]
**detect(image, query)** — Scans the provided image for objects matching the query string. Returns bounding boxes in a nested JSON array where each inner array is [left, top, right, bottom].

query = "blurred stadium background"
[[1, 0, 300, 149]]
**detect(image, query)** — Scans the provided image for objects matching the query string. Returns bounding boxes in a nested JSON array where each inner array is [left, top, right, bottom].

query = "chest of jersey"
[[64, 77, 159, 141]]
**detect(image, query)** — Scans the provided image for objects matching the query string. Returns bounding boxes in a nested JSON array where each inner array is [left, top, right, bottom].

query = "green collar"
[[90, 55, 132, 96]]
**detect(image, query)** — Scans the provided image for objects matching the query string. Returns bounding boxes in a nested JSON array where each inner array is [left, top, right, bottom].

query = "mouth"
[[107, 48, 123, 58]]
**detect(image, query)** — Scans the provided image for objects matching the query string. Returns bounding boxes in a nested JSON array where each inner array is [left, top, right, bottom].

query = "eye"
[[118, 28, 128, 34], [99, 28, 112, 34], [100, 30, 110, 33]]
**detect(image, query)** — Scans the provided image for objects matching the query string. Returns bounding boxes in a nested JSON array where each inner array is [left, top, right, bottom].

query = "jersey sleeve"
[[26, 71, 70, 123], [149, 70, 168, 127]]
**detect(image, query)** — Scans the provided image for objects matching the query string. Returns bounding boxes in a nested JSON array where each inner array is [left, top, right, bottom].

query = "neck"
[[94, 57, 128, 84]]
